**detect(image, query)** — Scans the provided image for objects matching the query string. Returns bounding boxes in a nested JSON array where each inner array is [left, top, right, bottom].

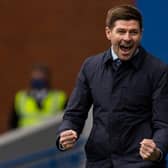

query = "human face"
[[31, 70, 49, 89], [105, 20, 142, 61]]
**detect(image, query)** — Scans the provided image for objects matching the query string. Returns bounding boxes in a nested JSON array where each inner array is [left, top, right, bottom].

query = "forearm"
[[152, 128, 168, 158]]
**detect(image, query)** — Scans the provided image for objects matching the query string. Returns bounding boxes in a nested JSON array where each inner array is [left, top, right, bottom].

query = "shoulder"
[[75, 49, 110, 83], [14, 90, 28, 103], [15, 90, 27, 96], [146, 53, 167, 68], [144, 52, 168, 87], [50, 90, 67, 96], [145, 53, 168, 73], [81, 49, 110, 72]]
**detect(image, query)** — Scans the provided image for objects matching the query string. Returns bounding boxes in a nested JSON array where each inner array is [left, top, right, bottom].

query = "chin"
[[120, 53, 134, 61], [120, 56, 131, 61]]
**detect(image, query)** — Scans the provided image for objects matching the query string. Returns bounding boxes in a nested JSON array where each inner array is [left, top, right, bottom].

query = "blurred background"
[[0, 0, 133, 133]]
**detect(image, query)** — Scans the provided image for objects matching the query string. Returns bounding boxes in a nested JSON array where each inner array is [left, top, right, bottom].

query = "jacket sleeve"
[[56, 58, 93, 138], [152, 66, 168, 158]]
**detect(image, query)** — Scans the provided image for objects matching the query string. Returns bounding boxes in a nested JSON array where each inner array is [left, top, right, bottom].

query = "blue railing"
[[0, 139, 86, 168], [1, 139, 168, 168]]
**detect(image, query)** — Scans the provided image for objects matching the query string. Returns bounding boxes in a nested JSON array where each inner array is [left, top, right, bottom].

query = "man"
[[56, 5, 168, 168], [10, 64, 67, 128]]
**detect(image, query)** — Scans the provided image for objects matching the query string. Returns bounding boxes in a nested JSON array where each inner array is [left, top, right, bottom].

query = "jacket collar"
[[103, 46, 146, 70], [103, 48, 113, 64], [129, 46, 146, 70]]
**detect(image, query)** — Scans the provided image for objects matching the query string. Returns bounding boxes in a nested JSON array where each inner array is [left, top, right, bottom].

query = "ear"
[[105, 26, 112, 40], [140, 28, 143, 41]]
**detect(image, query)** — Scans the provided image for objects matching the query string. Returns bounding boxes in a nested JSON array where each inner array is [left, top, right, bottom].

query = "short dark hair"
[[105, 5, 143, 30]]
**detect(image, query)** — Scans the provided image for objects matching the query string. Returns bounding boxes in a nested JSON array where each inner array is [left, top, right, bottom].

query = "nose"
[[123, 32, 132, 41]]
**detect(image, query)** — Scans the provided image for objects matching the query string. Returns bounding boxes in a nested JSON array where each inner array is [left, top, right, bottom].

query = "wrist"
[[156, 147, 162, 161]]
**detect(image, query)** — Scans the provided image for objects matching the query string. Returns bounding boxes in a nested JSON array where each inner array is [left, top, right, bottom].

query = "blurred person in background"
[[10, 64, 67, 129], [56, 5, 168, 168]]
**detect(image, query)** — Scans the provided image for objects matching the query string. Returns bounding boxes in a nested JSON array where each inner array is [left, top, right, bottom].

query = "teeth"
[[120, 43, 133, 48], [120, 44, 133, 50], [120, 46, 131, 50]]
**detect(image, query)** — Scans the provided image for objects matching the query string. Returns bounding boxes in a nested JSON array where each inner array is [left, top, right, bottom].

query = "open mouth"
[[120, 44, 133, 53]]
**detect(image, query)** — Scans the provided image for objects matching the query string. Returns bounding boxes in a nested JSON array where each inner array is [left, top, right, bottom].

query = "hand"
[[139, 139, 161, 161], [59, 130, 78, 150]]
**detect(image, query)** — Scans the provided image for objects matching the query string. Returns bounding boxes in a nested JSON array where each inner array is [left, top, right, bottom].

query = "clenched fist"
[[139, 139, 161, 161], [59, 130, 78, 150]]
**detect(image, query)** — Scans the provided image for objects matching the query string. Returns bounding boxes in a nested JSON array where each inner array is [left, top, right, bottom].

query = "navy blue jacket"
[[57, 47, 168, 168]]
